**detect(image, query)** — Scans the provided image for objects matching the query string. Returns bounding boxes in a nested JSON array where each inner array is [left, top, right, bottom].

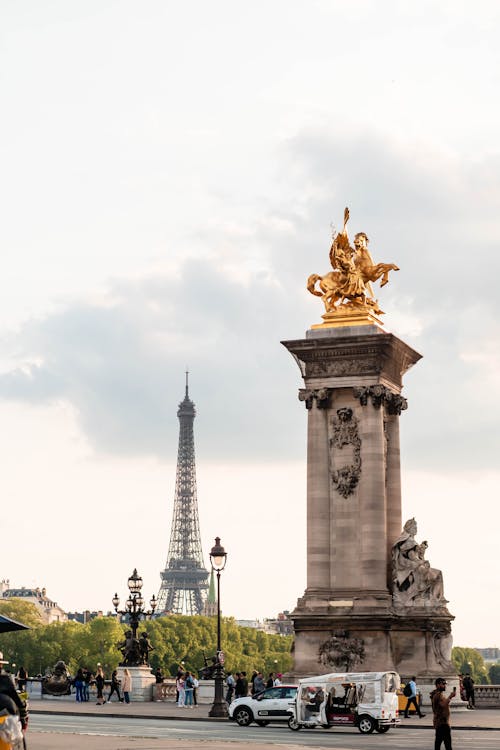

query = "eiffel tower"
[[156, 373, 209, 615]]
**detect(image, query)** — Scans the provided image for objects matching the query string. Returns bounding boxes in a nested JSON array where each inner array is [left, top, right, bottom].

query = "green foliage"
[[488, 664, 500, 684], [452, 647, 489, 684], [0, 599, 44, 671], [0, 599, 44, 628], [0, 613, 293, 678]]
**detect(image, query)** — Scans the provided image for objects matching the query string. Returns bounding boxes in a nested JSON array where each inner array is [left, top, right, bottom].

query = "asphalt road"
[[28, 714, 500, 750]]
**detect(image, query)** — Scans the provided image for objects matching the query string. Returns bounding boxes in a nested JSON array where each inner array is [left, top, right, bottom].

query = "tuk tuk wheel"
[[288, 716, 301, 731], [358, 715, 376, 734], [255, 720, 270, 727], [376, 725, 390, 733]]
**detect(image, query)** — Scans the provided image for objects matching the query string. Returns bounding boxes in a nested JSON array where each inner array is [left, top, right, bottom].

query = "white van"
[[288, 671, 400, 734]]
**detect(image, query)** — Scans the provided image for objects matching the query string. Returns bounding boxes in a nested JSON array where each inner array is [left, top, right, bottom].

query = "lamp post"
[[112, 568, 157, 664], [208, 537, 228, 718]]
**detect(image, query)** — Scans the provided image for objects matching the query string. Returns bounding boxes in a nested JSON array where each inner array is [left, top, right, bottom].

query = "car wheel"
[[376, 725, 390, 733], [255, 720, 270, 727], [234, 707, 253, 726], [358, 715, 376, 734], [322, 724, 332, 729], [288, 716, 301, 731]]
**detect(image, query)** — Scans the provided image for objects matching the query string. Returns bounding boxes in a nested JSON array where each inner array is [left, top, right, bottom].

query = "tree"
[[452, 647, 489, 684], [0, 599, 43, 628], [0, 599, 44, 672], [488, 664, 500, 684], [0, 613, 293, 678]]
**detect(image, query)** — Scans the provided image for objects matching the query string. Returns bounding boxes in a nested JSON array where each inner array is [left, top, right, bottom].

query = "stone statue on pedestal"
[[392, 518, 447, 609]]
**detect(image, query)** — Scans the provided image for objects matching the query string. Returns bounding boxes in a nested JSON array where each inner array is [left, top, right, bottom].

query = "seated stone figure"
[[391, 518, 447, 608]]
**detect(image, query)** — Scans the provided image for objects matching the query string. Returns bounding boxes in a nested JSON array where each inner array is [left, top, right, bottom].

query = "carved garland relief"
[[329, 408, 361, 498]]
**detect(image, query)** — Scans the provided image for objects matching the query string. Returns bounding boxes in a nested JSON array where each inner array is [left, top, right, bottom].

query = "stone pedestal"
[[282, 325, 456, 681], [118, 665, 155, 702]]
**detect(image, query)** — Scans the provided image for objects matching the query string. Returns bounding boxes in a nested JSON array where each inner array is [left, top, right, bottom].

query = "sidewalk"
[[28, 699, 500, 730]]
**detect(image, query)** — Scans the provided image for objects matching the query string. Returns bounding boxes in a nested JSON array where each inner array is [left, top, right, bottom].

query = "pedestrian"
[[175, 666, 184, 703], [82, 667, 92, 701], [266, 672, 274, 688], [154, 667, 164, 701], [95, 666, 106, 705], [176, 672, 185, 707], [431, 677, 456, 750], [240, 671, 249, 696], [234, 672, 243, 698], [274, 673, 282, 686], [225, 672, 235, 703], [16, 667, 28, 693], [463, 673, 475, 709], [74, 668, 85, 702], [253, 671, 266, 694], [122, 668, 132, 704], [184, 671, 194, 708], [192, 674, 199, 706], [403, 675, 425, 718], [108, 669, 123, 702], [250, 670, 258, 695]]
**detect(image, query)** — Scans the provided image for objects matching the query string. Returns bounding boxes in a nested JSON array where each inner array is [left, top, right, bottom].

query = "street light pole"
[[208, 537, 228, 718], [112, 568, 157, 666]]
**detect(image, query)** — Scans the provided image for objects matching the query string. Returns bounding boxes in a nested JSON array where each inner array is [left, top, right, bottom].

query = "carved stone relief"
[[353, 385, 408, 415], [329, 408, 361, 498], [298, 388, 332, 409]]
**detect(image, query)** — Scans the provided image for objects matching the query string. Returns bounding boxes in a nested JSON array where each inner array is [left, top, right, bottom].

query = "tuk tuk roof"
[[297, 671, 398, 685]]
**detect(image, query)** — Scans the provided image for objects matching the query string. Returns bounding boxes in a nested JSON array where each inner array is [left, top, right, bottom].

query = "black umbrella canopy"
[[0, 614, 30, 633]]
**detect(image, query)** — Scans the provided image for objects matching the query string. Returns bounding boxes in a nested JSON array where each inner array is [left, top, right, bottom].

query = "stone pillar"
[[282, 325, 426, 676], [303, 392, 331, 594]]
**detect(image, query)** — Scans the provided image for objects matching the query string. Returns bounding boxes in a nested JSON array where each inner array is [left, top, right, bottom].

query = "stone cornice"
[[282, 331, 422, 389]]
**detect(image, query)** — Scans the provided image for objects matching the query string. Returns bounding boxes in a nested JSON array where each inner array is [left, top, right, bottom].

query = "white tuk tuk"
[[288, 671, 400, 734]]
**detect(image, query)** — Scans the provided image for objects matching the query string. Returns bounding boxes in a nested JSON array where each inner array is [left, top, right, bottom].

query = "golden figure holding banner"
[[307, 208, 399, 328]]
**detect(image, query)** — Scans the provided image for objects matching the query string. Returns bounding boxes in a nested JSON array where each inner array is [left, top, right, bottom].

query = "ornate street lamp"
[[208, 537, 228, 718], [112, 568, 157, 666]]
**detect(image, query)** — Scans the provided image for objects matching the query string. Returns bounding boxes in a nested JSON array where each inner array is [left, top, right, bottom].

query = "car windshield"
[[281, 687, 297, 699], [260, 688, 282, 700]]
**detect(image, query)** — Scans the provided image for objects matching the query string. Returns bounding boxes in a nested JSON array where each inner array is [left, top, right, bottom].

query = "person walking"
[[108, 669, 123, 702], [192, 674, 199, 706], [184, 671, 194, 708], [266, 672, 274, 688], [250, 670, 258, 695], [122, 668, 132, 704], [404, 676, 425, 718], [82, 667, 93, 701], [253, 671, 266, 694], [463, 673, 475, 709], [431, 678, 456, 750], [176, 672, 185, 707], [95, 666, 106, 705], [274, 673, 283, 686], [225, 672, 235, 703], [240, 671, 249, 696], [16, 667, 28, 693], [74, 668, 85, 702]]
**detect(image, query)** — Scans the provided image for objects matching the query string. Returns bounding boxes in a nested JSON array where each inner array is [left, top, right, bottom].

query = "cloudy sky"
[[1, 1, 499, 648]]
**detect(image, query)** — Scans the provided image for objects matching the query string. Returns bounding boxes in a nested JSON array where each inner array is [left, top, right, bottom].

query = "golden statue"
[[307, 208, 399, 328]]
